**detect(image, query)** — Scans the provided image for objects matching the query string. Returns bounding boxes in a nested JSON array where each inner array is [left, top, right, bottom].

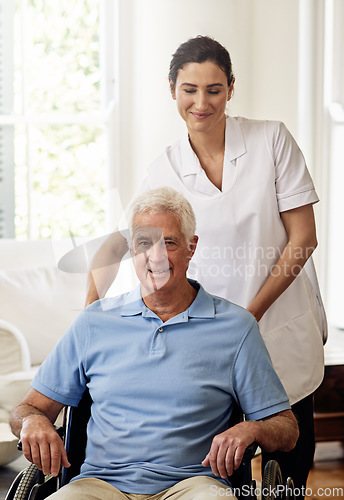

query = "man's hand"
[[10, 389, 70, 477], [202, 410, 298, 479], [20, 414, 70, 476], [202, 422, 255, 478]]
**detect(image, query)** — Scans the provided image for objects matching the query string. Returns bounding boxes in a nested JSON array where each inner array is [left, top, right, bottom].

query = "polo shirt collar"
[[179, 115, 247, 178], [188, 280, 215, 318], [120, 279, 215, 319], [120, 286, 145, 317]]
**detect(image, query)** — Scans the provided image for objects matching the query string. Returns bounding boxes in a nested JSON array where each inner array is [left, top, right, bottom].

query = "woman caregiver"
[[85, 36, 326, 497]]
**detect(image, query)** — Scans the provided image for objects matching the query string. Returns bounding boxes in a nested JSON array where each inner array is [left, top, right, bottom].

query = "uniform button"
[[159, 328, 164, 332]]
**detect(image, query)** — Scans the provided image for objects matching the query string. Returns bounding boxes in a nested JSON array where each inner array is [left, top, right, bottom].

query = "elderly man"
[[10, 187, 298, 500]]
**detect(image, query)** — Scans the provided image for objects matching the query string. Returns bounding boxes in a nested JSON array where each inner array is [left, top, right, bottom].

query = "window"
[[324, 0, 344, 328], [0, 0, 117, 240], [0, 1, 15, 238]]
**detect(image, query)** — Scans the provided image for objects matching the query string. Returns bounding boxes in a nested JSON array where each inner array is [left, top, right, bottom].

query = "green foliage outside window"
[[14, 0, 106, 239]]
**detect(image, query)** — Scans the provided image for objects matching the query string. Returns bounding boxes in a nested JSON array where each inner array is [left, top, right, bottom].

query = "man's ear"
[[188, 235, 198, 259], [169, 78, 176, 100]]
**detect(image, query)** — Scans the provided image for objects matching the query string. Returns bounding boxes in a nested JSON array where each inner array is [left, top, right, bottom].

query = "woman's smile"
[[190, 112, 213, 119]]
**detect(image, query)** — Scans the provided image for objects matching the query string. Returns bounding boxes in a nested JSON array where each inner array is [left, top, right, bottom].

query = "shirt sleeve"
[[31, 311, 89, 407], [232, 319, 290, 420], [267, 121, 319, 212]]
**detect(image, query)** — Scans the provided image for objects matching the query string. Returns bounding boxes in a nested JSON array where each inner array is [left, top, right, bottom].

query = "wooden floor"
[[305, 442, 344, 500], [252, 441, 344, 500]]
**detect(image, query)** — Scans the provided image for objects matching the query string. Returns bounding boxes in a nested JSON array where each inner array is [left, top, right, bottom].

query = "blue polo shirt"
[[32, 280, 290, 494]]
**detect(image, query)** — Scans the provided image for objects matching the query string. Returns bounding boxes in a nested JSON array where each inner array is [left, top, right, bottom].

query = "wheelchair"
[[6, 391, 294, 500]]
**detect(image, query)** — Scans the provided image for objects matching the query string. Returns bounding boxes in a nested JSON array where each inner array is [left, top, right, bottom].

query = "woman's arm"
[[85, 231, 129, 307], [247, 203, 317, 322]]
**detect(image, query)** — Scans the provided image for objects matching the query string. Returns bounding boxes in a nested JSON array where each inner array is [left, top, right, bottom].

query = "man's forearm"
[[10, 389, 64, 438], [10, 404, 53, 438], [10, 401, 70, 476], [251, 410, 299, 452]]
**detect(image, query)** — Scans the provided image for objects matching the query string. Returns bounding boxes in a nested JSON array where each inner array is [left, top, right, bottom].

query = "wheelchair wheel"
[[5, 470, 25, 500], [285, 477, 295, 500], [12, 464, 40, 500], [262, 460, 283, 500]]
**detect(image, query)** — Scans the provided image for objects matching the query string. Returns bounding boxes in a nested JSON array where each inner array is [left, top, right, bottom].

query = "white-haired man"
[[10, 187, 298, 500]]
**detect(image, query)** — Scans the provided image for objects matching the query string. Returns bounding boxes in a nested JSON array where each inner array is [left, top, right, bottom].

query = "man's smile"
[[148, 268, 171, 275]]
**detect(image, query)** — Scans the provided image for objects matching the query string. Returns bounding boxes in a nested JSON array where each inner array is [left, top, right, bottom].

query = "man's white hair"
[[127, 187, 196, 244]]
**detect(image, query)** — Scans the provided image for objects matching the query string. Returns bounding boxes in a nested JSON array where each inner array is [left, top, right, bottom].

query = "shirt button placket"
[[150, 327, 166, 357]]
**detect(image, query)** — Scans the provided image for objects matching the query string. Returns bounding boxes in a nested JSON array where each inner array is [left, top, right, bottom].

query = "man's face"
[[131, 212, 197, 296]]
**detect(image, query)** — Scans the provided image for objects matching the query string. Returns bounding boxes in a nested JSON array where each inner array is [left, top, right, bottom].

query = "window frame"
[[0, 0, 121, 239], [322, 0, 344, 327], [0, 0, 15, 238]]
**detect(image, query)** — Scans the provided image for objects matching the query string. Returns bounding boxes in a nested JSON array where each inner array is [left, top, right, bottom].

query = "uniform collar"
[[225, 115, 247, 162], [120, 279, 215, 319], [180, 115, 247, 178]]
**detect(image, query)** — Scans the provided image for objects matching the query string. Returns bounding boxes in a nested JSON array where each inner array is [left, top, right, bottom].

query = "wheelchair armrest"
[[17, 426, 65, 451], [241, 442, 259, 465], [229, 442, 259, 500]]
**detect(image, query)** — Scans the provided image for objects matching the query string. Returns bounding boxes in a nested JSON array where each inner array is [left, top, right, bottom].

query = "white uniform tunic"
[[142, 116, 326, 404]]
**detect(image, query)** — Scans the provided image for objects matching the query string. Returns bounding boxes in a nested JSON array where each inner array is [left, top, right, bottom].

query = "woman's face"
[[170, 60, 233, 136]]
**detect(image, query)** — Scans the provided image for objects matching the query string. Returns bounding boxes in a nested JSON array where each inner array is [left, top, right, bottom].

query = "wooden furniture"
[[314, 327, 344, 442], [314, 364, 344, 442]]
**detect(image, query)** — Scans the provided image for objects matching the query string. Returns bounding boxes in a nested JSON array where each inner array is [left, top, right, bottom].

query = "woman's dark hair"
[[168, 35, 234, 89]]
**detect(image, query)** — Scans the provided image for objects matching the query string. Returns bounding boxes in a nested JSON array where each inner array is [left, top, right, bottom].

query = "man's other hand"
[[20, 414, 70, 476]]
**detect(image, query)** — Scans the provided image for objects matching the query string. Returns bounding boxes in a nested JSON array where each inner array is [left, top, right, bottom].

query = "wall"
[[120, 0, 301, 197]]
